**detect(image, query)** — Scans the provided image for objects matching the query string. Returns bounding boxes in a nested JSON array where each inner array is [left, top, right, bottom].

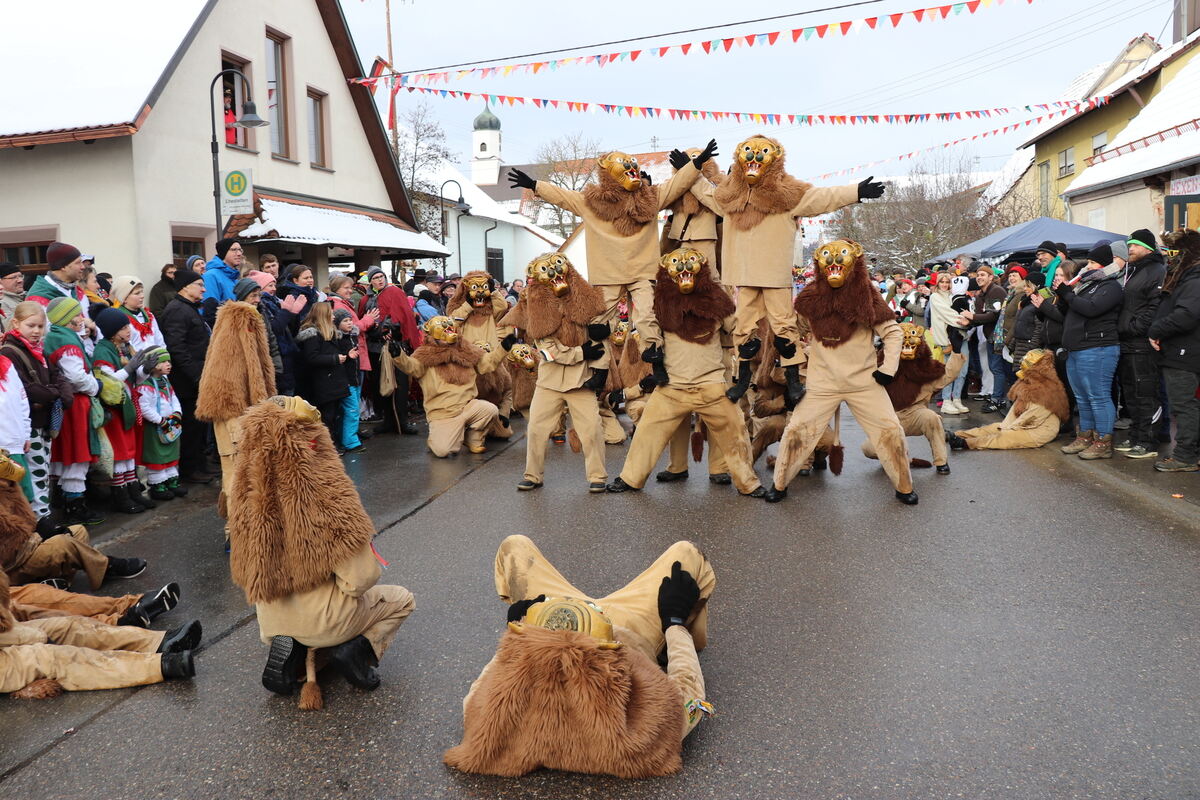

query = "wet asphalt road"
[[2, 405, 1199, 800]]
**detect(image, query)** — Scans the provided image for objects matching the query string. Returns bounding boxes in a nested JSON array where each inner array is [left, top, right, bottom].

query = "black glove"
[[508, 168, 536, 191], [506, 594, 547, 623], [668, 149, 689, 170], [947, 327, 964, 354], [694, 139, 719, 167], [36, 516, 69, 541], [488, 277, 497, 292], [581, 340, 605, 361], [639, 374, 659, 393], [773, 335, 796, 360], [858, 175, 885, 200], [640, 170, 653, 186], [657, 561, 700, 631], [608, 389, 625, 407], [737, 338, 761, 360], [587, 322, 611, 342], [899, 297, 911, 310], [872, 370, 894, 386], [500, 333, 518, 352], [388, 339, 404, 356], [641, 343, 664, 364]]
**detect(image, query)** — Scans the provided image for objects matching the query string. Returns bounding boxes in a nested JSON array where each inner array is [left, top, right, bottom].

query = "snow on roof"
[[1064, 54, 1200, 196], [427, 161, 564, 247], [241, 196, 451, 255], [0, 0, 208, 138], [981, 146, 1034, 207], [1018, 60, 1112, 145]]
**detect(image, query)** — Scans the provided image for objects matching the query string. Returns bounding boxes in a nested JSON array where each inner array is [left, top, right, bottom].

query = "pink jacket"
[[331, 294, 376, 371]]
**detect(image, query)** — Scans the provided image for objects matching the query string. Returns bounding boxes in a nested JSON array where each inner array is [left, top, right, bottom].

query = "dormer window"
[[480, 143, 487, 153]]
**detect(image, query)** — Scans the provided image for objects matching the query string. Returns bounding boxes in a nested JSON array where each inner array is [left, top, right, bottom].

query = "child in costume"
[[135, 350, 184, 501], [947, 349, 1070, 451], [110, 275, 166, 351], [445, 535, 713, 778]]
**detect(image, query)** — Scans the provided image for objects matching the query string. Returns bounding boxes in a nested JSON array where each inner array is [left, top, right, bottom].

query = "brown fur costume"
[[444, 625, 684, 778], [196, 301, 276, 422], [616, 334, 652, 390], [581, 170, 659, 237], [1008, 354, 1070, 423], [410, 340, 484, 386], [446, 271, 503, 320], [878, 341, 946, 411], [476, 360, 513, 407], [653, 265, 735, 344], [794, 255, 894, 349], [1162, 228, 1200, 293], [0, 480, 37, 572], [669, 158, 723, 219], [712, 136, 812, 231], [227, 401, 374, 605], [500, 270, 605, 347]]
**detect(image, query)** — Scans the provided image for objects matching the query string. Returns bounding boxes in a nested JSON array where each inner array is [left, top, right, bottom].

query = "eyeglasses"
[[229, 245, 243, 252]]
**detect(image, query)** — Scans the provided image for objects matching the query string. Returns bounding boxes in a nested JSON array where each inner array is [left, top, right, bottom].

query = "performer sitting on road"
[[444, 534, 714, 778], [947, 348, 1070, 451]]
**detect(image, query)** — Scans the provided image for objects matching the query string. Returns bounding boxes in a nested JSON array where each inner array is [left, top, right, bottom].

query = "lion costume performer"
[[767, 240, 917, 505], [506, 342, 539, 413], [227, 396, 414, 709], [607, 248, 764, 497], [391, 316, 507, 457], [447, 272, 516, 437], [509, 143, 716, 387], [195, 299, 276, 513], [664, 148, 725, 284], [501, 253, 609, 492], [0, 570, 199, 697], [690, 135, 883, 406], [862, 322, 966, 473], [948, 349, 1069, 451], [749, 329, 836, 475], [444, 535, 714, 779]]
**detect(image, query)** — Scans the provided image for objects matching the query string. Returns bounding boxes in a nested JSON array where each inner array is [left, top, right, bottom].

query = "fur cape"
[[227, 401, 375, 605], [446, 271, 502, 320], [510, 358, 538, 411], [1162, 228, 1200, 293], [712, 136, 812, 231], [476, 358, 512, 402], [1008, 354, 1070, 422], [878, 341, 945, 411], [0, 570, 15, 634], [196, 301, 276, 422], [653, 265, 735, 344], [668, 158, 723, 218], [501, 272, 605, 347], [443, 626, 685, 778], [581, 169, 659, 237], [616, 334, 651, 390], [794, 259, 895, 349], [411, 340, 483, 386], [0, 480, 37, 573]]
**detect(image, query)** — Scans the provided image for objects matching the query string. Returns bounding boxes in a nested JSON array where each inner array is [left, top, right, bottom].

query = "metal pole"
[[209, 69, 259, 239], [483, 219, 498, 278]]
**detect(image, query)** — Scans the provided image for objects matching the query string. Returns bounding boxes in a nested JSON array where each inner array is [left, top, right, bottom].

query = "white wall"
[[438, 213, 558, 283], [1068, 185, 1164, 238]]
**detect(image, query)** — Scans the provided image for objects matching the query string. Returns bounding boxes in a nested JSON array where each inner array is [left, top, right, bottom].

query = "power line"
[[394, 0, 885, 73]]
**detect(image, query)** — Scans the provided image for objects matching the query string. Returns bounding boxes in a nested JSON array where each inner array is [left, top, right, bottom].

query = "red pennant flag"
[[598, 55, 608, 66], [940, 5, 951, 18], [889, 12, 904, 25], [788, 114, 796, 123], [550, 100, 559, 108], [463, 92, 472, 100], [745, 35, 755, 47], [702, 41, 713, 53], [967, 0, 980, 10], [865, 16, 878, 28], [723, 38, 735, 51], [681, 43, 692, 54], [815, 24, 828, 37], [913, 9, 925, 21], [768, 31, 780, 44], [532, 98, 542, 107], [630, 50, 642, 61], [658, 46, 670, 57], [791, 28, 803, 41], [839, 20, 853, 34]]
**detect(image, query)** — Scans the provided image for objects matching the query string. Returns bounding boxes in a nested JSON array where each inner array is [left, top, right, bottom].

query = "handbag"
[[378, 352, 397, 397], [157, 413, 183, 444], [89, 396, 106, 429]]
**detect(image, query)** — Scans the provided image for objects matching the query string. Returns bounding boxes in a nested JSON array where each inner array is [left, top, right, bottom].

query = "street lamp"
[[209, 69, 269, 235], [439, 179, 471, 273]]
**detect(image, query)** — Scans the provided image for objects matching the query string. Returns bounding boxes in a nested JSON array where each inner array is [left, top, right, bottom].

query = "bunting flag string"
[[386, 0, 1031, 85], [356, 80, 1111, 130]]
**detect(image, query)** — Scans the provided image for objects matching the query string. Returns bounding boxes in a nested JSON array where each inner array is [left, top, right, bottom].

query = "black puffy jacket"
[[296, 327, 350, 405], [1058, 271, 1124, 353], [1117, 251, 1166, 354], [1148, 263, 1200, 374], [159, 296, 211, 392]]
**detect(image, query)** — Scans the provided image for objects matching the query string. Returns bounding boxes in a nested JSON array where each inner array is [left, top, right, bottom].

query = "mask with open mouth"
[[814, 239, 864, 288], [610, 320, 631, 347], [660, 247, 705, 294], [736, 136, 780, 186], [506, 343, 537, 371], [465, 274, 494, 308], [526, 253, 571, 297], [597, 151, 642, 192], [423, 315, 460, 344], [898, 322, 925, 360]]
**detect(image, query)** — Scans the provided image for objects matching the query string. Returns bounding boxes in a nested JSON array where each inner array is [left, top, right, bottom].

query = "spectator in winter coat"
[[1, 262, 26, 327], [148, 262, 180, 317], [1148, 230, 1200, 472], [959, 266, 1009, 411], [358, 267, 420, 436], [1058, 243, 1124, 460], [296, 303, 352, 451], [254, 272, 306, 395], [159, 270, 212, 485], [202, 239, 244, 322], [415, 290, 442, 324], [1115, 229, 1166, 460], [27, 243, 96, 345]]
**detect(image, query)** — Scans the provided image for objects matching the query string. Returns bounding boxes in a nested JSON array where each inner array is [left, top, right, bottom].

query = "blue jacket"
[[202, 257, 240, 305]]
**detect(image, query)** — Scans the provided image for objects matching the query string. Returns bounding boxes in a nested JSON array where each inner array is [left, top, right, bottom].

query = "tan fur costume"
[[393, 339, 505, 457], [956, 354, 1068, 450], [0, 481, 107, 589], [665, 157, 724, 279], [862, 344, 964, 468], [448, 271, 515, 436]]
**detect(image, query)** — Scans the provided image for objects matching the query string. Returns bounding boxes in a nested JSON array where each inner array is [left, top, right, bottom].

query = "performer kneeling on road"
[[607, 248, 765, 497], [444, 534, 715, 779]]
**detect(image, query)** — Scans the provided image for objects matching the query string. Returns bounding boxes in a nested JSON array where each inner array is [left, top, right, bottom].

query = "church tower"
[[471, 103, 502, 185]]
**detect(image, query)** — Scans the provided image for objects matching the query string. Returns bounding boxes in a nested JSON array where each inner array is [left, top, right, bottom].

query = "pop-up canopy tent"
[[925, 216, 1122, 267]]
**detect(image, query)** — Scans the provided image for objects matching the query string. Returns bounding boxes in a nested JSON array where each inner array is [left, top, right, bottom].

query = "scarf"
[[927, 291, 964, 348], [1072, 263, 1122, 293], [118, 305, 155, 339], [3, 330, 46, 366]]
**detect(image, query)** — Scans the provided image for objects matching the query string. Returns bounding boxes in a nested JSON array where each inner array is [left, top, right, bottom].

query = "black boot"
[[895, 490, 919, 505], [126, 483, 155, 511], [329, 635, 381, 691], [157, 620, 203, 653], [104, 556, 147, 581], [64, 497, 105, 526], [641, 345, 669, 386], [262, 635, 308, 695], [763, 486, 788, 503], [134, 582, 181, 623], [605, 477, 641, 493], [150, 483, 175, 502], [946, 431, 968, 451], [110, 485, 144, 515], [168, 477, 188, 498], [784, 365, 806, 410], [655, 469, 689, 482], [583, 368, 608, 392], [725, 360, 753, 403], [161, 651, 195, 681]]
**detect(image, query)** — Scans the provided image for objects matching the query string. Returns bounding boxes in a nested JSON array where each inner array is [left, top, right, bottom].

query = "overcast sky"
[[343, 0, 1178, 182]]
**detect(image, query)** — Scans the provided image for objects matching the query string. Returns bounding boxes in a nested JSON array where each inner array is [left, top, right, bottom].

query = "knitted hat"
[[47, 242, 82, 272], [186, 255, 205, 270], [215, 238, 238, 260], [1086, 242, 1113, 265], [1054, 242, 1068, 255], [233, 277, 260, 301], [46, 296, 82, 327], [333, 308, 352, 327], [1128, 228, 1157, 251], [248, 270, 274, 290], [0, 262, 18, 279], [173, 269, 203, 291], [1025, 270, 1046, 287], [425, 272, 443, 283], [109, 275, 142, 306], [366, 265, 386, 282], [96, 307, 132, 340], [1110, 239, 1129, 262], [1034, 241, 1057, 256], [1006, 265, 1028, 280]]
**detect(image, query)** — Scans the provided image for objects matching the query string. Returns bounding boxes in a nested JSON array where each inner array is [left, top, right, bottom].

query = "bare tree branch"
[[533, 131, 603, 238]]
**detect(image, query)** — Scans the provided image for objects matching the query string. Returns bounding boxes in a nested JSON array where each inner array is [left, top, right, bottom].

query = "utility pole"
[[386, 0, 398, 157], [649, 136, 659, 152]]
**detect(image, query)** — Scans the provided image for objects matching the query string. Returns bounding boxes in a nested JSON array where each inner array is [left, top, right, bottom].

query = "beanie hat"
[[186, 255, 205, 270], [109, 275, 141, 306], [332, 308, 352, 327], [366, 265, 386, 282], [1087, 242, 1113, 265], [47, 242, 82, 272], [1034, 241, 1057, 256], [1006, 265, 1028, 280], [248, 270, 274, 290], [1025, 270, 1046, 287], [1128, 228, 1157, 251], [0, 262, 18, 279], [1054, 243, 1068, 255], [95, 307, 131, 340], [46, 296, 82, 327], [215, 238, 238, 260], [233, 277, 260, 301], [173, 269, 202, 291], [1110, 239, 1129, 262]]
